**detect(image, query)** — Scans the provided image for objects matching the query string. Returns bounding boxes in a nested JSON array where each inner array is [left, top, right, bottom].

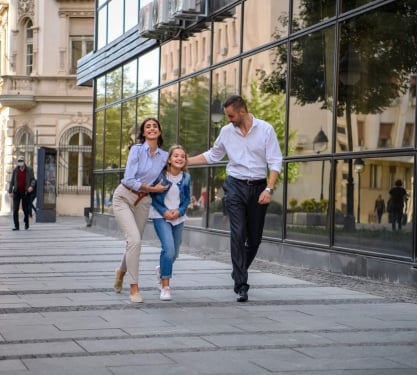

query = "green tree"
[[260, 0, 417, 116], [244, 81, 299, 183]]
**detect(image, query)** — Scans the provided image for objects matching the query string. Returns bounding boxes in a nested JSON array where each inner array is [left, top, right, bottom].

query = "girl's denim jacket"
[[150, 171, 191, 217]]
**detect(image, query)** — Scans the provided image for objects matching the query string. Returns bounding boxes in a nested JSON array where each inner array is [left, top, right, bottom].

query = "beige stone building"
[[0, 0, 94, 217]]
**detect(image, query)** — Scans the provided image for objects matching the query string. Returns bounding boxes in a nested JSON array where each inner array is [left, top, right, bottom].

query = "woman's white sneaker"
[[160, 286, 171, 301]]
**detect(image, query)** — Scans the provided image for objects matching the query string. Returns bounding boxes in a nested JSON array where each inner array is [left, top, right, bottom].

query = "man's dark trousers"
[[13, 192, 30, 229], [223, 176, 268, 294]]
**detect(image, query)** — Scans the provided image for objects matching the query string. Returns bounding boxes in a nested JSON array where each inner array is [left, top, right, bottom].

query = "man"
[[8, 155, 36, 230], [188, 95, 282, 302]]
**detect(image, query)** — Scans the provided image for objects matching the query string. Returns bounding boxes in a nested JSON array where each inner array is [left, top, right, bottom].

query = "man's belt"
[[229, 176, 267, 186], [122, 184, 149, 206]]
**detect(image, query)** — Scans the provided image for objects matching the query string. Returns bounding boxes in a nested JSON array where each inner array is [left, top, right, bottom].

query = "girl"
[[149, 145, 191, 301]]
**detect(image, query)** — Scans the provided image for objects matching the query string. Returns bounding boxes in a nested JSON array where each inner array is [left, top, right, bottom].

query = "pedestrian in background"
[[388, 179, 408, 231], [149, 145, 191, 301], [373, 194, 385, 224], [112, 118, 168, 303], [8, 155, 36, 231], [188, 94, 282, 302]]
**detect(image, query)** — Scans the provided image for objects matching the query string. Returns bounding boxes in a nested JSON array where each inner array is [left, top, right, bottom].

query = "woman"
[[113, 118, 168, 303], [149, 145, 190, 301]]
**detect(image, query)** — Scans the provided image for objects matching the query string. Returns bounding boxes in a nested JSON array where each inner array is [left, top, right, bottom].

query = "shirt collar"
[[143, 142, 161, 155]]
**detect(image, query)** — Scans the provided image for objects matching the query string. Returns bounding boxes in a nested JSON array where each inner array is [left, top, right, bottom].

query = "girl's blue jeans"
[[152, 219, 184, 279]]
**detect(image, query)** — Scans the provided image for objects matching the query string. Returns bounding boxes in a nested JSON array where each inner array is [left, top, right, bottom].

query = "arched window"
[[15, 127, 34, 165], [58, 126, 92, 193], [25, 19, 33, 75]]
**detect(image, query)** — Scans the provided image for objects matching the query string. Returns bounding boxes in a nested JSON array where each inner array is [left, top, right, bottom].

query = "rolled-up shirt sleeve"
[[265, 126, 283, 173], [123, 148, 142, 191], [202, 130, 227, 164]]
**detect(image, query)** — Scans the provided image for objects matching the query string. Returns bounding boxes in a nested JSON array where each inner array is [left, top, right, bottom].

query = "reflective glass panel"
[[103, 172, 121, 215], [179, 74, 209, 156], [185, 167, 209, 228], [337, 2, 417, 153], [106, 67, 122, 105], [286, 160, 330, 244], [207, 166, 229, 231], [159, 84, 179, 148], [341, 0, 374, 13], [137, 91, 158, 122], [121, 99, 136, 167], [125, 0, 139, 31], [264, 183, 284, 239], [211, 61, 239, 146], [212, 4, 241, 64], [107, 0, 124, 44], [292, 0, 336, 33], [212, 60, 239, 98], [160, 40, 180, 83], [123, 59, 137, 98], [97, 6, 107, 49], [104, 105, 121, 169], [95, 110, 104, 170], [138, 48, 159, 92], [96, 75, 106, 109], [93, 173, 104, 214], [242, 48, 286, 156], [288, 28, 334, 156], [333, 155, 414, 259], [243, 0, 289, 51], [180, 27, 211, 74]]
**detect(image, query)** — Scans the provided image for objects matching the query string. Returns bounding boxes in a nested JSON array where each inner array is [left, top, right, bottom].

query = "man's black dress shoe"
[[25, 224, 29, 230], [12, 228, 19, 231], [237, 288, 248, 302]]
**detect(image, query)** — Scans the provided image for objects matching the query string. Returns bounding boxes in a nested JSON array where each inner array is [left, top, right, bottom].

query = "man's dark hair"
[[223, 95, 248, 112]]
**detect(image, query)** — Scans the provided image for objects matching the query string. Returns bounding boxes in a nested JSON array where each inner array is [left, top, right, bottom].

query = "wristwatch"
[[265, 187, 274, 195]]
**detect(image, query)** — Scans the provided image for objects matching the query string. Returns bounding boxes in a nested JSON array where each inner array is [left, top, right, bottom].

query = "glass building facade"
[[78, 0, 417, 284]]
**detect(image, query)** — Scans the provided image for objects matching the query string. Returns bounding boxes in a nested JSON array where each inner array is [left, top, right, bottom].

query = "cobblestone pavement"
[[180, 246, 417, 304], [91, 224, 417, 305], [1, 215, 416, 374]]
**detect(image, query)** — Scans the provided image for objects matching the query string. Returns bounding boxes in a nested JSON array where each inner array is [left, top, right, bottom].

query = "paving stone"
[[0, 215, 416, 374]]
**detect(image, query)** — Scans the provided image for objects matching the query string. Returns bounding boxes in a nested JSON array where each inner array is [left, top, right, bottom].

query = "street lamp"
[[339, 49, 367, 231], [211, 97, 224, 125], [313, 128, 329, 201], [354, 158, 365, 223]]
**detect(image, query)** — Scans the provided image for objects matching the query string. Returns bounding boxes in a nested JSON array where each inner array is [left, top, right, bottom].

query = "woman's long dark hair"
[[137, 117, 164, 147]]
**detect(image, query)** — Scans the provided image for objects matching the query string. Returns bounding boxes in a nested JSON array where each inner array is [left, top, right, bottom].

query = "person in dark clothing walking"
[[373, 194, 385, 224], [388, 179, 407, 231], [8, 155, 36, 230]]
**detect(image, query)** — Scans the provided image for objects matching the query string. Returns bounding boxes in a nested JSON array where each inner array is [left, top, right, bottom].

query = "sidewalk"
[[0, 215, 416, 374]]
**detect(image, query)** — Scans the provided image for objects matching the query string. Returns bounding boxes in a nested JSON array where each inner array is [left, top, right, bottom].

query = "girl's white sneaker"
[[160, 286, 171, 301]]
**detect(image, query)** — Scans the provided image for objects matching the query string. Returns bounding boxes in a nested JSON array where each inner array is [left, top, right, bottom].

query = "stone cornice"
[[58, 10, 94, 17]]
